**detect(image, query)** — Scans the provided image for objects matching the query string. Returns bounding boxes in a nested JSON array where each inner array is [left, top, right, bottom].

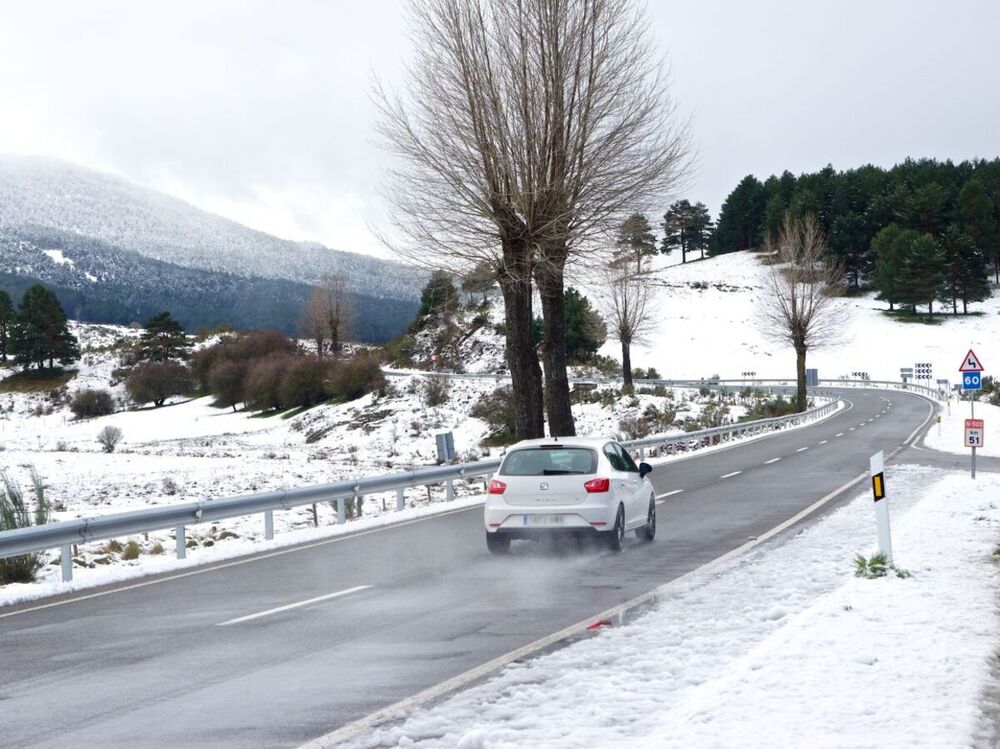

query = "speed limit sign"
[[965, 418, 985, 448]]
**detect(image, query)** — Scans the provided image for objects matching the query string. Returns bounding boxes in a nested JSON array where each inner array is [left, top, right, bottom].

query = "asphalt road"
[[0, 389, 943, 748]]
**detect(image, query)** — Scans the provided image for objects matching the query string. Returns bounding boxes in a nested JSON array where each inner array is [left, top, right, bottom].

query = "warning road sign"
[[965, 418, 985, 448], [959, 349, 984, 372]]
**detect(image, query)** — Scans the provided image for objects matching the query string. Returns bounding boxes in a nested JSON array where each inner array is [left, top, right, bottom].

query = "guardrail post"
[[61, 544, 72, 582], [336, 498, 346, 524], [175, 525, 186, 559], [446, 480, 455, 502], [639, 446, 646, 461], [396, 487, 406, 511], [264, 510, 274, 540]]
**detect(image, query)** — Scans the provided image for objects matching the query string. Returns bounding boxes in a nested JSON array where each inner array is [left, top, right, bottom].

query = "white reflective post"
[[869, 450, 893, 564]]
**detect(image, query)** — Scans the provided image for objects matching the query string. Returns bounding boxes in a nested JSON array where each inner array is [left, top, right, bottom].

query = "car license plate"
[[524, 514, 565, 527]]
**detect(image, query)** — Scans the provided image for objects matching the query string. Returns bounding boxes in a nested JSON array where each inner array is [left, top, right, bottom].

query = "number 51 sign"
[[965, 418, 985, 447]]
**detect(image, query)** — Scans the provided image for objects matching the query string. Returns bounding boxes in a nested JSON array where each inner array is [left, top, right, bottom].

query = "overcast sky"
[[0, 1, 997, 259]]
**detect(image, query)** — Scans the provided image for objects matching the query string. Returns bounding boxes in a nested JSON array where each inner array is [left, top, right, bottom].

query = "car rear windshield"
[[500, 447, 597, 476]]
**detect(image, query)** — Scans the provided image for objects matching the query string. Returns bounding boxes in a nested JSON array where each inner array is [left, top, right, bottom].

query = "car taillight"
[[584, 477, 610, 493], [488, 479, 507, 495]]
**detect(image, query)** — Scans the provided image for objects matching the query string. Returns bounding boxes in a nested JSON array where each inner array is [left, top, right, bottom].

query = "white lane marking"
[[835, 433, 844, 437], [795, 447, 809, 452], [818, 440, 828, 445], [764, 457, 781, 465], [656, 489, 684, 500], [0, 504, 478, 621], [302, 470, 872, 749], [218, 586, 371, 626], [720, 471, 742, 479], [849, 427, 856, 431]]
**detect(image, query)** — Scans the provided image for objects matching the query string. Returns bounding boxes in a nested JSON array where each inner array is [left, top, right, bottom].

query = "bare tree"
[[300, 291, 328, 358], [600, 264, 657, 391], [374, 0, 690, 439], [300, 274, 353, 358], [758, 214, 846, 411]]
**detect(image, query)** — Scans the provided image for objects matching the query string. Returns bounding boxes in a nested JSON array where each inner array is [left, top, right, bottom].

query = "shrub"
[[470, 386, 516, 444], [853, 551, 911, 579], [126, 361, 193, 407], [121, 540, 142, 560], [97, 425, 124, 453], [327, 356, 386, 401], [70, 388, 114, 419], [279, 356, 333, 409], [618, 414, 651, 440], [150, 542, 165, 555], [422, 375, 450, 407], [208, 359, 248, 411], [244, 353, 295, 411], [0, 467, 51, 584], [162, 477, 180, 495]]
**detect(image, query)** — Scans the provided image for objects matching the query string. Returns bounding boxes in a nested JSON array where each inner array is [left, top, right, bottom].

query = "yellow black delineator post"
[[869, 450, 893, 563]]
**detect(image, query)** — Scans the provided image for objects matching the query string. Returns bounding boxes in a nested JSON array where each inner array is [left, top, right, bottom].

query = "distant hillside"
[[0, 155, 423, 339], [0, 228, 415, 341]]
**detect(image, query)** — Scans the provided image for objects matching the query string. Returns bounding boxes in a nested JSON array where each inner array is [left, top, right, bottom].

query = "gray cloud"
[[0, 0, 997, 257]]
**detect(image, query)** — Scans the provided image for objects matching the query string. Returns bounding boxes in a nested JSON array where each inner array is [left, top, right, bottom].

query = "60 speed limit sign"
[[965, 418, 985, 448]]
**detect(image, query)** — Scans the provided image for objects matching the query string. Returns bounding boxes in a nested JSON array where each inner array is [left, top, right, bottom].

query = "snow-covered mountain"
[[0, 155, 421, 301]]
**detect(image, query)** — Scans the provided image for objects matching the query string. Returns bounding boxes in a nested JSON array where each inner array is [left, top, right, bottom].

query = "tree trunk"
[[963, 298, 968, 314], [621, 341, 633, 392], [498, 246, 545, 441], [537, 265, 575, 437], [795, 344, 807, 413]]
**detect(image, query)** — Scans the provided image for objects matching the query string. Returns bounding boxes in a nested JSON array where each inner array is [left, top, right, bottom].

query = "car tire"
[[485, 532, 510, 555], [606, 505, 626, 552], [638, 498, 656, 541]]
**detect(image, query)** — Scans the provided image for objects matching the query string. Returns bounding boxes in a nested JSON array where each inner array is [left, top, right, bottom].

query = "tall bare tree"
[[374, 0, 689, 439], [600, 264, 656, 391], [300, 274, 353, 358], [758, 214, 846, 411]]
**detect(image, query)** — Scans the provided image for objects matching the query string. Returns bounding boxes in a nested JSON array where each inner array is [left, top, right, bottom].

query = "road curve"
[[0, 388, 935, 748]]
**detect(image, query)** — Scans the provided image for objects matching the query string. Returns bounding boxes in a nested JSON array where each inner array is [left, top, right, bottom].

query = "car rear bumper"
[[484, 501, 617, 534]]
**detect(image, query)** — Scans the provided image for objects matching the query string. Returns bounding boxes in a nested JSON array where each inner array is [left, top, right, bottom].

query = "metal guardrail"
[[0, 393, 845, 583]]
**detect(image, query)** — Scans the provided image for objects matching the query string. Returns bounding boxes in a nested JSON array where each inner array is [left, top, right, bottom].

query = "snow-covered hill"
[[598, 251, 1000, 388], [0, 154, 422, 301]]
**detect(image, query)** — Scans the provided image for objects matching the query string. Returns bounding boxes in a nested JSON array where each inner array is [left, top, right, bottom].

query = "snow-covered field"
[[592, 251, 1000, 388], [925, 397, 1000, 458], [347, 467, 1000, 749]]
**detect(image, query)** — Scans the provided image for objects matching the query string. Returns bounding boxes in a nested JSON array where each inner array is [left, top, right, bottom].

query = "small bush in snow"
[[422, 375, 450, 407], [150, 542, 165, 555], [126, 361, 193, 407], [327, 356, 386, 401], [280, 356, 334, 409], [470, 386, 516, 445], [97, 425, 124, 453], [162, 477, 180, 495], [70, 388, 115, 419], [0, 467, 51, 584], [853, 552, 911, 579], [121, 540, 142, 560]]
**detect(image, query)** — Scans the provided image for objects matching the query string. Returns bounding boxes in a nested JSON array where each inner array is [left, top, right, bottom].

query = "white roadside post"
[[869, 450, 893, 564]]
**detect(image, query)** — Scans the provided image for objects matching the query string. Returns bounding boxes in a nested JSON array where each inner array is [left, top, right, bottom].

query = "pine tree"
[[138, 311, 191, 362], [563, 288, 607, 362], [660, 200, 691, 260], [10, 285, 80, 370], [958, 178, 999, 283], [0, 290, 13, 363], [941, 227, 990, 314], [418, 272, 460, 318], [871, 224, 911, 311], [712, 175, 767, 254], [686, 202, 714, 261], [616, 213, 657, 273], [461, 261, 494, 304], [900, 234, 946, 315]]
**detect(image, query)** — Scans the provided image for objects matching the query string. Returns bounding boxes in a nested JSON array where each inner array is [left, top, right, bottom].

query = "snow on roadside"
[[347, 466, 1000, 749], [924, 396, 1000, 458]]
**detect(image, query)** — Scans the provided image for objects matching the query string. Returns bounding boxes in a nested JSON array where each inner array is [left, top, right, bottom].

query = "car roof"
[[507, 437, 614, 450]]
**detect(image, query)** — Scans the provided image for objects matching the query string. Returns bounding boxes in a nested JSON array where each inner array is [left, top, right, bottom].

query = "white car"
[[484, 437, 656, 554]]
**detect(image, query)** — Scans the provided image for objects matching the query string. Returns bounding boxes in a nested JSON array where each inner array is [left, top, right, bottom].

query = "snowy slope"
[[0, 154, 422, 301], [594, 251, 1000, 388]]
